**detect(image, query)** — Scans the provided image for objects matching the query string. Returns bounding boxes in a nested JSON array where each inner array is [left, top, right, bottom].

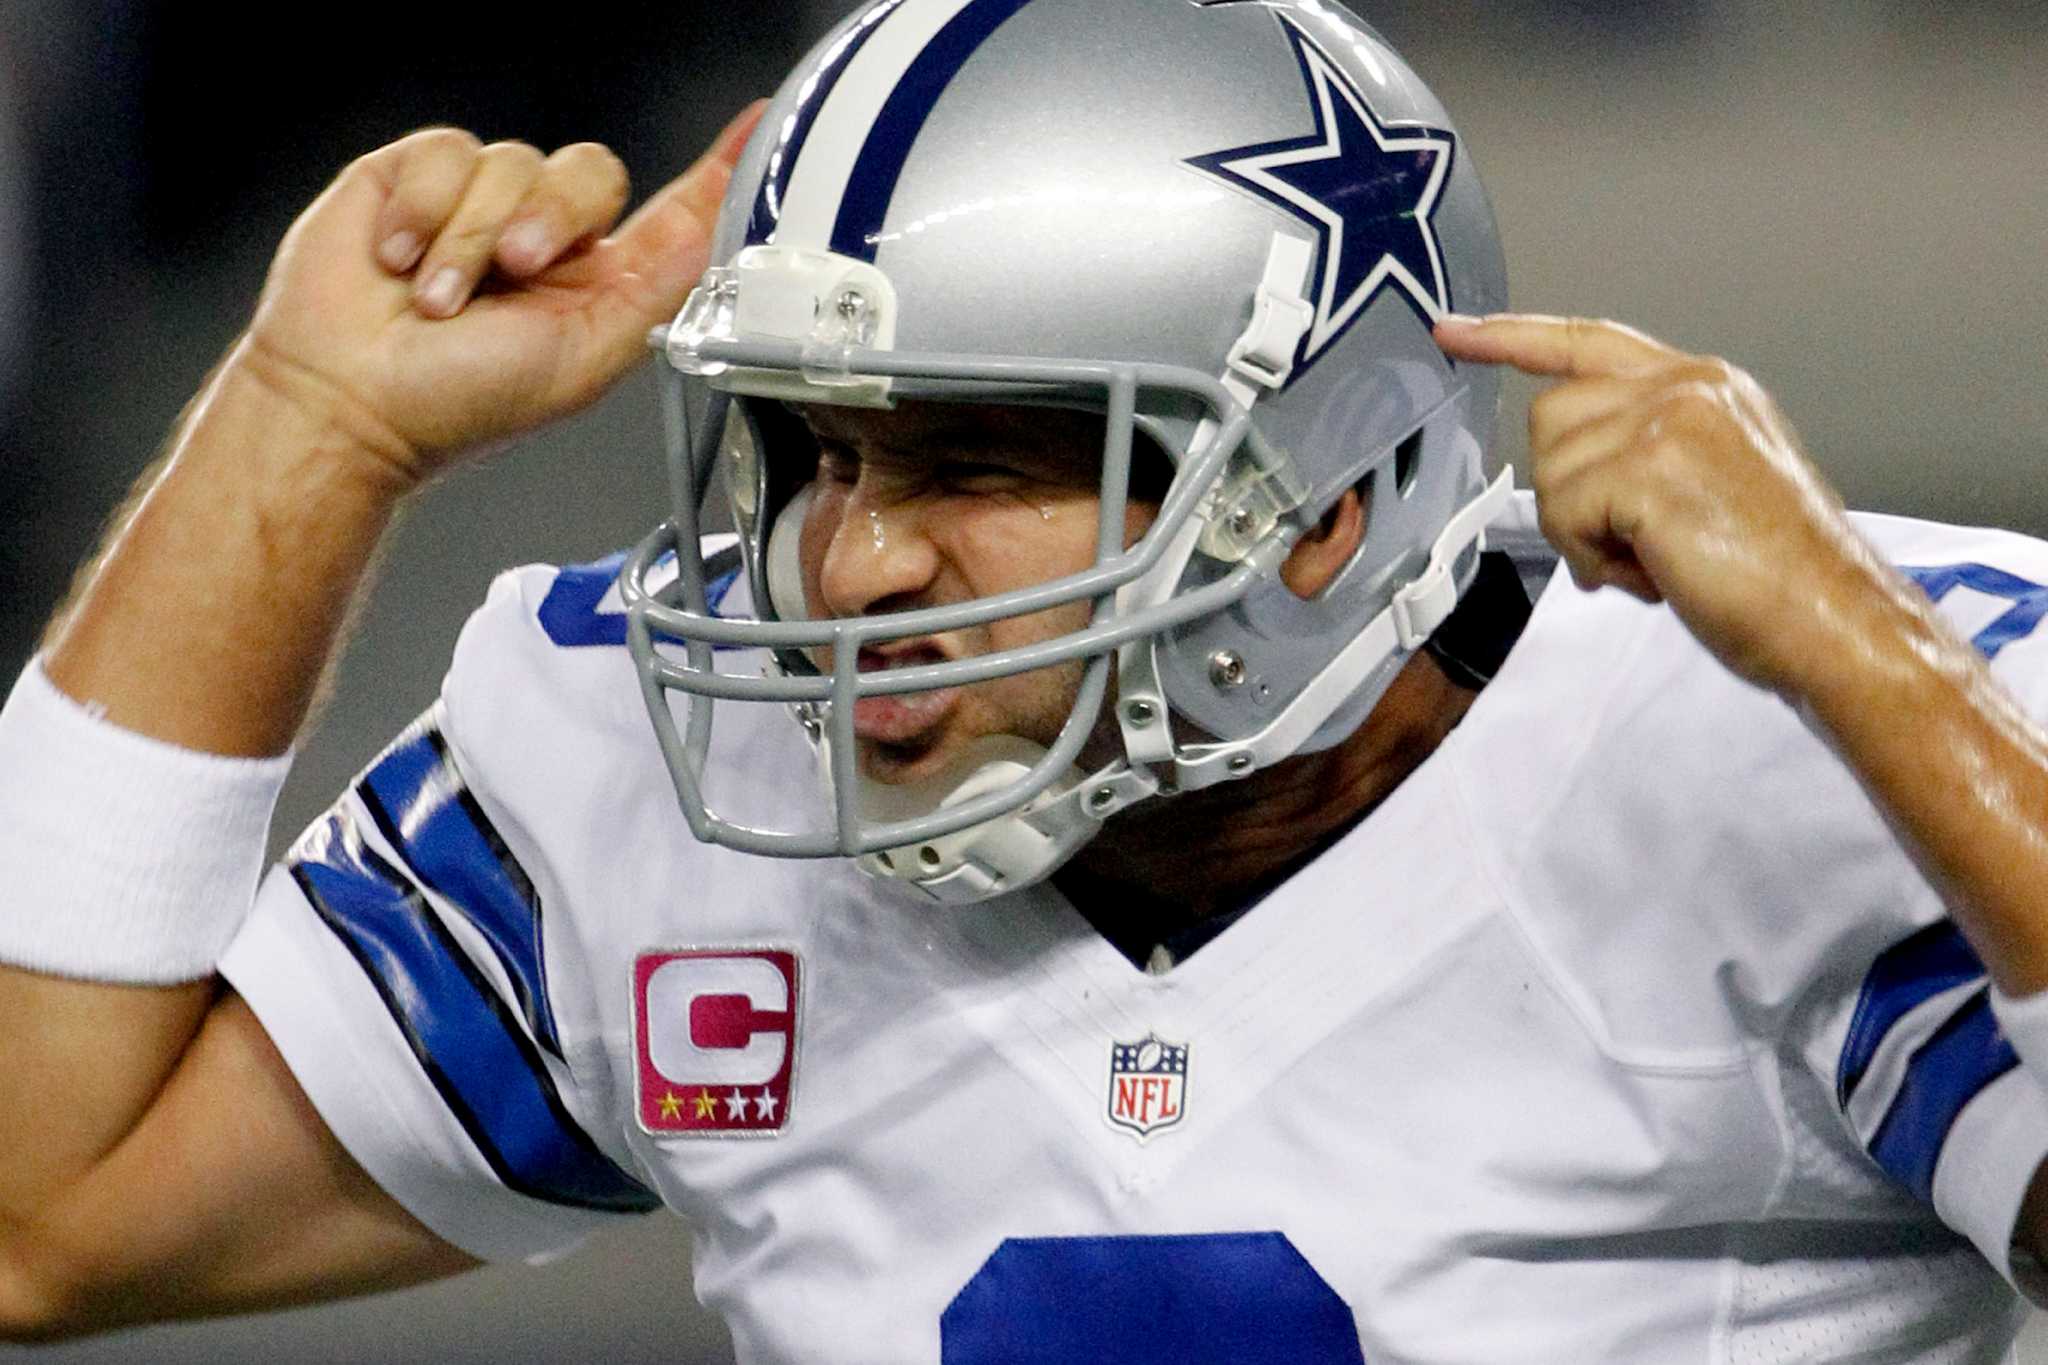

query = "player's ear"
[[1280, 486, 1366, 599]]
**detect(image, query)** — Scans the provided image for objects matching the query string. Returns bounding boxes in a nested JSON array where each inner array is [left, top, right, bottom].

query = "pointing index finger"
[[1434, 312, 1680, 379]]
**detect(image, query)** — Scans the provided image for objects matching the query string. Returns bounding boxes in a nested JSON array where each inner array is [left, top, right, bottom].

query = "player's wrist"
[[1765, 544, 1965, 717], [0, 658, 290, 983], [222, 332, 425, 500]]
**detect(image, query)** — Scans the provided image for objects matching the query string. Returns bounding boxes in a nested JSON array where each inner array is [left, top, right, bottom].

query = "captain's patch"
[[634, 948, 800, 1137]]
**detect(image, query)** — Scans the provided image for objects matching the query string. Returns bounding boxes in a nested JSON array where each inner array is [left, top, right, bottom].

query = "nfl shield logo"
[[1107, 1034, 1189, 1141]]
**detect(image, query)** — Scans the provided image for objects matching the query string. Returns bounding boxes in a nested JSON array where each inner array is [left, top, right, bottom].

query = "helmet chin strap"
[[1174, 461, 1514, 790], [840, 736, 1159, 906]]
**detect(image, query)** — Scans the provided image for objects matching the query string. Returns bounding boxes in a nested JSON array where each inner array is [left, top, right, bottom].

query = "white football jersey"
[[223, 505, 2048, 1363]]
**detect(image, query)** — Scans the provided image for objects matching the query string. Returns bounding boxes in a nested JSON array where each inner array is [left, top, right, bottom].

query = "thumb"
[[595, 101, 769, 335]]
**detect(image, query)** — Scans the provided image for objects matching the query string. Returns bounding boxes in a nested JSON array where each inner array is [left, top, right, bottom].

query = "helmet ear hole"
[[1293, 424, 1420, 600], [1284, 471, 1374, 601]]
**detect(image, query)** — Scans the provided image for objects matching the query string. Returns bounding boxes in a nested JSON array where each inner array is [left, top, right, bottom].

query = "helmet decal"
[[1185, 12, 1456, 375]]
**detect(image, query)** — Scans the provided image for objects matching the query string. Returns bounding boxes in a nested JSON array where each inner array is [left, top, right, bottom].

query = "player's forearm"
[[1431, 316, 2048, 997], [41, 333, 415, 756], [0, 336, 414, 1220], [1789, 567, 2048, 996]]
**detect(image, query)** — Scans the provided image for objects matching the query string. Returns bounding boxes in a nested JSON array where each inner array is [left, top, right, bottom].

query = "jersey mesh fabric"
[[1726, 1037, 2025, 1362]]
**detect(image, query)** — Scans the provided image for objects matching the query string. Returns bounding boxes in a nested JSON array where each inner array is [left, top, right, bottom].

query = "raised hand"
[[241, 103, 764, 487], [1436, 313, 1903, 696]]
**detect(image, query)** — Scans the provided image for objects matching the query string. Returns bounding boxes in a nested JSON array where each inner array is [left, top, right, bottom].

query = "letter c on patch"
[[645, 955, 790, 1086]]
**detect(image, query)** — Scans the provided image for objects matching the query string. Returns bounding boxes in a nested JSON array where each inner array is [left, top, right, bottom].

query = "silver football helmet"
[[623, 0, 1511, 903]]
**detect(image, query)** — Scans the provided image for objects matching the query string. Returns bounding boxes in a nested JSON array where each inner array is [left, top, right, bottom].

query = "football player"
[[6, 0, 2048, 1359]]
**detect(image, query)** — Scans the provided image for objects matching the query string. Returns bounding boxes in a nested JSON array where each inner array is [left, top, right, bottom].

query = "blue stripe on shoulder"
[[536, 552, 740, 650], [1864, 987, 2018, 1204], [289, 811, 660, 1214], [747, 0, 909, 246], [357, 723, 561, 1058], [537, 553, 630, 648], [830, 0, 1040, 260], [1837, 921, 1988, 1107]]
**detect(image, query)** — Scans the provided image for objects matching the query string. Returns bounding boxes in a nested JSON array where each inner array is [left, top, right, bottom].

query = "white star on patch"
[[726, 1089, 749, 1121], [754, 1089, 780, 1121]]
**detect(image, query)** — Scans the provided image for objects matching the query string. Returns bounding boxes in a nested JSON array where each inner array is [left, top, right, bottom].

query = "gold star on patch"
[[658, 1091, 683, 1121], [692, 1089, 719, 1120]]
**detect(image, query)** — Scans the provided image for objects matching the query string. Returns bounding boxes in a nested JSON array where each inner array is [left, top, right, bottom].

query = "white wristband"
[[1992, 982, 2048, 1082], [0, 658, 293, 983]]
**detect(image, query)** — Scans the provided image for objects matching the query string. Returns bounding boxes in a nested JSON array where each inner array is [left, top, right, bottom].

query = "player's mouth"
[[851, 644, 960, 747]]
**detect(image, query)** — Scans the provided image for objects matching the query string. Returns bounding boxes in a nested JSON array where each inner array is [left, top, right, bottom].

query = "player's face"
[[789, 400, 1160, 786]]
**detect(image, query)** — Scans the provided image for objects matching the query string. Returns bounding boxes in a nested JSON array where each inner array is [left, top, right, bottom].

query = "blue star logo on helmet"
[[1186, 13, 1456, 375]]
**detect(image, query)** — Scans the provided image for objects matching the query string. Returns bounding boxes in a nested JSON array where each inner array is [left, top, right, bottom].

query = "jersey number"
[[940, 1232, 1365, 1363], [1901, 563, 2048, 662]]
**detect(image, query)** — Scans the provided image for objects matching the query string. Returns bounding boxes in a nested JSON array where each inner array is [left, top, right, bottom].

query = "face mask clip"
[[664, 246, 902, 406]]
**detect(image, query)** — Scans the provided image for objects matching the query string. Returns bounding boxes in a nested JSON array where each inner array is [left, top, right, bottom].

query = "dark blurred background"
[[1, 1, 2044, 1360]]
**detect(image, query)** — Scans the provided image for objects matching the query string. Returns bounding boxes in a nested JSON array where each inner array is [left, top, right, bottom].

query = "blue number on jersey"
[[940, 1232, 1365, 1363], [1900, 563, 2048, 661]]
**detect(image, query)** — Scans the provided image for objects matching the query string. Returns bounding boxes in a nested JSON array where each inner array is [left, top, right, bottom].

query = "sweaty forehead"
[[787, 400, 1103, 459]]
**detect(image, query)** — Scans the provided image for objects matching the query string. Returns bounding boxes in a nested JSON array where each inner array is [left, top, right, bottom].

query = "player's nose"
[[810, 481, 942, 620]]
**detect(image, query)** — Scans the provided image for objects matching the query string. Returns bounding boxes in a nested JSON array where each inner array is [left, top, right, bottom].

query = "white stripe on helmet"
[[772, 0, 981, 249]]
